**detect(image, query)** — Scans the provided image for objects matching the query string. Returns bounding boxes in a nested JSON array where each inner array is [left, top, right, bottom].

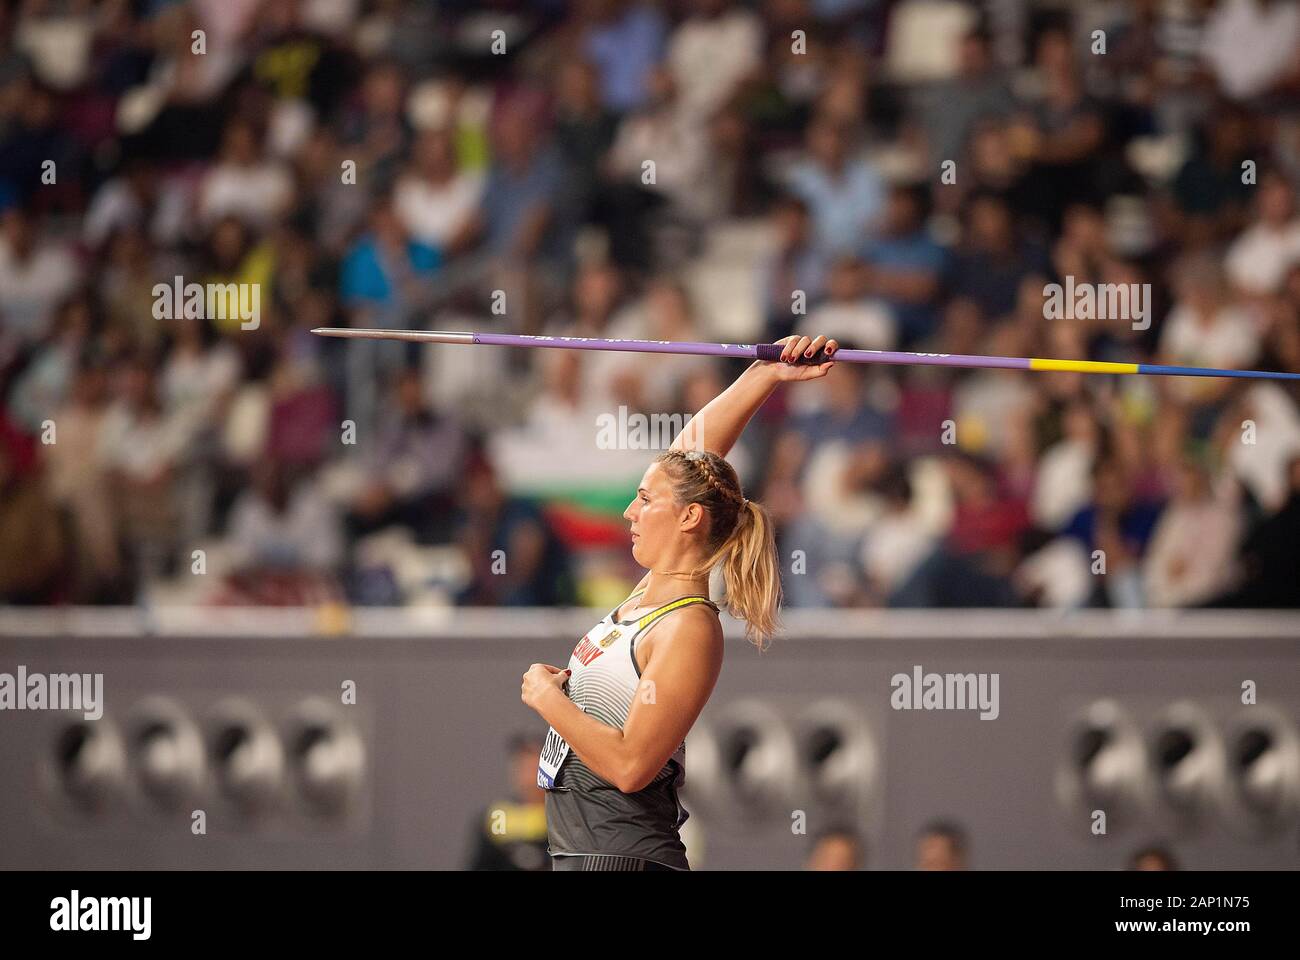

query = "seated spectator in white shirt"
[[225, 460, 344, 572], [801, 256, 896, 351], [81, 157, 188, 248], [1224, 171, 1300, 297], [97, 359, 191, 562], [394, 127, 483, 253], [1032, 401, 1099, 533], [198, 119, 293, 230], [586, 277, 714, 415], [1200, 0, 1300, 102], [1143, 460, 1242, 607], [159, 314, 242, 443], [1228, 383, 1300, 514], [666, 0, 763, 123], [860, 465, 937, 604], [0, 207, 80, 347], [1160, 254, 1260, 403], [606, 66, 716, 221]]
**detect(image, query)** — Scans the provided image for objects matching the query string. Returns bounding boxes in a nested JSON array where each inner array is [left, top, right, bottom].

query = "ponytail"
[[715, 499, 781, 649], [656, 450, 782, 649]]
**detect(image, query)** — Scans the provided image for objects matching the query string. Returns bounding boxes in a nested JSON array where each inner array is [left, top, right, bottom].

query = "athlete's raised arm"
[[669, 334, 839, 457]]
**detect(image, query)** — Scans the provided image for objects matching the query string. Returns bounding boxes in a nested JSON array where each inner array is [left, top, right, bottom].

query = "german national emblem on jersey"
[[599, 628, 621, 648]]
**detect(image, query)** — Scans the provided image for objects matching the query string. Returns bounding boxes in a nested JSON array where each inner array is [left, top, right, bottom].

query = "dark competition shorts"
[[550, 854, 684, 871]]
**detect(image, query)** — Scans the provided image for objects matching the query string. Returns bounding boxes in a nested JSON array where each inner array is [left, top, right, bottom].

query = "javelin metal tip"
[[310, 327, 478, 344]]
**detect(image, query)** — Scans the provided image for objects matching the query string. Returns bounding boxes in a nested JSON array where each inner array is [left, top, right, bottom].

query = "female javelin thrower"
[[521, 334, 840, 871]]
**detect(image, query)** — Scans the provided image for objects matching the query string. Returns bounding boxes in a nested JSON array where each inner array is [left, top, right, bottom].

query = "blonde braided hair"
[[654, 449, 780, 648]]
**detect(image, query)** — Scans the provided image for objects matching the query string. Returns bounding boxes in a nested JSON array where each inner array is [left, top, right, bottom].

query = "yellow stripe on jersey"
[[634, 596, 715, 632]]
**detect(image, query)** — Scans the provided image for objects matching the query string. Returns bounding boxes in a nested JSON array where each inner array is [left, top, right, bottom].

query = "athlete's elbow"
[[615, 759, 654, 794]]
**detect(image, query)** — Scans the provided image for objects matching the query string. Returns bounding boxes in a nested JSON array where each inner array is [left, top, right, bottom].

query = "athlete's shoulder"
[[642, 602, 724, 678], [655, 600, 723, 644]]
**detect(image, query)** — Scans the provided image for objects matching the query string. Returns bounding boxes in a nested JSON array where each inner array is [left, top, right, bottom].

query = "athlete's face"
[[623, 461, 703, 568]]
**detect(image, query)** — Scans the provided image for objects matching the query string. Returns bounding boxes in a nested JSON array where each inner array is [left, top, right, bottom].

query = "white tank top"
[[537, 590, 719, 791]]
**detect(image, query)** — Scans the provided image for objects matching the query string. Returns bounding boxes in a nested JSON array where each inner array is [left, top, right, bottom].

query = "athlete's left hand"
[[765, 334, 839, 381], [521, 663, 569, 710]]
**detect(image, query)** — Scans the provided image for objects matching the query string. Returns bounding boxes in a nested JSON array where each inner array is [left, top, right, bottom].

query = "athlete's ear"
[[678, 502, 706, 533]]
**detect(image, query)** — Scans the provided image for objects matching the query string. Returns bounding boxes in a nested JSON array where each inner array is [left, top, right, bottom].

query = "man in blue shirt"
[[339, 192, 442, 448], [860, 183, 946, 346], [785, 115, 885, 260], [582, 1, 669, 114]]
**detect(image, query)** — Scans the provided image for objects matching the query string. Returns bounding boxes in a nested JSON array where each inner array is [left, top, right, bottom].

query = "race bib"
[[537, 725, 571, 790]]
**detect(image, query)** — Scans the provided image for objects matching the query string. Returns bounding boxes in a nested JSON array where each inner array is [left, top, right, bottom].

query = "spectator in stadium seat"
[[945, 191, 1050, 322], [0, 206, 81, 347], [665, 0, 763, 124], [198, 216, 277, 337], [861, 462, 936, 606], [800, 255, 896, 351], [918, 26, 1015, 170], [1170, 108, 1255, 244], [784, 113, 885, 260], [1142, 459, 1242, 607], [464, 732, 551, 872], [1159, 253, 1260, 407], [1064, 451, 1164, 607], [859, 183, 945, 347], [340, 191, 442, 446], [915, 820, 968, 870], [1224, 170, 1300, 298], [1211, 453, 1300, 608], [758, 194, 826, 344], [394, 127, 484, 256], [41, 361, 126, 602], [605, 65, 717, 227], [197, 119, 293, 231], [98, 225, 169, 354], [290, 126, 371, 256], [338, 60, 412, 192], [6, 295, 96, 435], [1127, 844, 1180, 871], [1200, 0, 1300, 103], [0, 413, 65, 603], [551, 57, 619, 227], [348, 366, 466, 546], [804, 825, 866, 871], [1010, 26, 1109, 226], [82, 158, 167, 253], [97, 358, 188, 580], [1031, 400, 1100, 533], [452, 451, 576, 607], [470, 101, 566, 266], [580, 0, 669, 115], [225, 459, 344, 574]]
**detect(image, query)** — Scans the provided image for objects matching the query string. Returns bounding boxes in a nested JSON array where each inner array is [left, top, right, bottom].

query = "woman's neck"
[[639, 569, 710, 606]]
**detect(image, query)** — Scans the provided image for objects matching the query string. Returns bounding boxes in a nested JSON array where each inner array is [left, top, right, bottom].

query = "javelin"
[[310, 328, 1300, 380]]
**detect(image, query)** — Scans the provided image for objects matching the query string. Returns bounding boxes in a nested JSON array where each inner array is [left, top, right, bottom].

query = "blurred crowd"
[[1, 0, 1299, 610]]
